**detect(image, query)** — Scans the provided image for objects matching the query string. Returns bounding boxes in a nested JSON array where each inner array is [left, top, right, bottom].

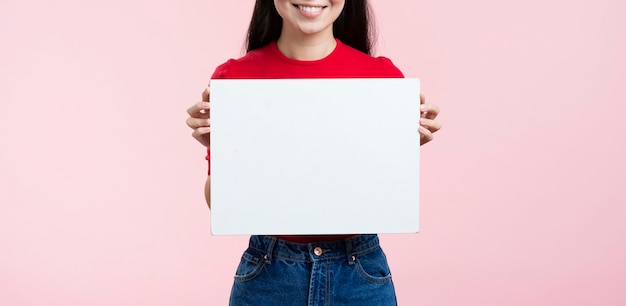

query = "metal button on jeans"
[[313, 247, 323, 256]]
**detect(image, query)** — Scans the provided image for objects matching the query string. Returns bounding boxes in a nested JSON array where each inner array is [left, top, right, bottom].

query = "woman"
[[186, 1, 441, 305]]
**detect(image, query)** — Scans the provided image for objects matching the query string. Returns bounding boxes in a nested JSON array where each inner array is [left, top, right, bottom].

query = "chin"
[[297, 24, 331, 35]]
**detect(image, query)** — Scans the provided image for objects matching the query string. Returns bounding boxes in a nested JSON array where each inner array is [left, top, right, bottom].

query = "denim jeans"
[[229, 234, 397, 306]]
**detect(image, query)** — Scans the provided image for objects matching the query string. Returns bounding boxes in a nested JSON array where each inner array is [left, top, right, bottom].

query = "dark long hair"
[[246, 0, 376, 55]]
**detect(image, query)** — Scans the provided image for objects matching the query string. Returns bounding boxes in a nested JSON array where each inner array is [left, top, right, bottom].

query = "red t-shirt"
[[207, 39, 404, 242]]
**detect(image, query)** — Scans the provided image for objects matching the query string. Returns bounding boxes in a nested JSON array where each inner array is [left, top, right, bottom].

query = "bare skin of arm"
[[187, 88, 212, 209], [205, 176, 211, 209]]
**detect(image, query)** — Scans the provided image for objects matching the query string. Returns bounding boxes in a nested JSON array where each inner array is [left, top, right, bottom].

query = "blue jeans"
[[229, 234, 397, 306]]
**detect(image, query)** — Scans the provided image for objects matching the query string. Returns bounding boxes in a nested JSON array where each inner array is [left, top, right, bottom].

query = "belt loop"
[[345, 237, 355, 265], [264, 236, 277, 264]]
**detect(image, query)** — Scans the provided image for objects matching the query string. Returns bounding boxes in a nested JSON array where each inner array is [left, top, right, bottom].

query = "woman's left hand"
[[419, 93, 441, 145]]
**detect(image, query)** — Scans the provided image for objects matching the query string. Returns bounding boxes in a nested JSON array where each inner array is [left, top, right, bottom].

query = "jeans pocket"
[[233, 248, 266, 283], [354, 247, 393, 285]]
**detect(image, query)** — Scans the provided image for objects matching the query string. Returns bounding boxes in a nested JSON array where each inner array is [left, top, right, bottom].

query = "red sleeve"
[[377, 56, 405, 78], [205, 148, 211, 175], [210, 59, 234, 80]]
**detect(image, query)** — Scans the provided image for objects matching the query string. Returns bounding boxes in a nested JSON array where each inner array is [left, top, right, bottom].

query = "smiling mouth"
[[293, 4, 328, 14]]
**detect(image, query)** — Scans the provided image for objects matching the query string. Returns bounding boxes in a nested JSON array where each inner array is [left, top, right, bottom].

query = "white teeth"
[[298, 5, 322, 13]]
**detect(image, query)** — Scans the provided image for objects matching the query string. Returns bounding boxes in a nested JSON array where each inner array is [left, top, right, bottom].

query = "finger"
[[186, 117, 211, 129], [192, 127, 211, 147], [419, 118, 442, 133], [192, 126, 211, 138], [419, 126, 434, 145], [419, 93, 426, 118], [187, 101, 211, 118], [420, 103, 440, 120], [202, 87, 210, 102]]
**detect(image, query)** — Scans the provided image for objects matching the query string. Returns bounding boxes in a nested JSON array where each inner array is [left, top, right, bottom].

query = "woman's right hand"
[[186, 87, 211, 148]]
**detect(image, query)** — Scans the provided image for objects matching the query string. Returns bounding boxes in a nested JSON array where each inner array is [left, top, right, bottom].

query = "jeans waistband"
[[247, 234, 380, 264]]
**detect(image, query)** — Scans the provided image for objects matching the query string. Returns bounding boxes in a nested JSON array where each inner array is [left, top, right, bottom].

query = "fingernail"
[[420, 105, 427, 111]]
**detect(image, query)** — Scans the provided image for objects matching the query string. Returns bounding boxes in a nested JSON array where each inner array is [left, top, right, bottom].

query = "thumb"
[[202, 87, 210, 102]]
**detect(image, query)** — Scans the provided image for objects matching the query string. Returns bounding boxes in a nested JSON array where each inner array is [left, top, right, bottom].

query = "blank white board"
[[210, 78, 420, 235]]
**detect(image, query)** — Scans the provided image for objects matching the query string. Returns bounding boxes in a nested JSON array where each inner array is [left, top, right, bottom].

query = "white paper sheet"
[[210, 78, 420, 235]]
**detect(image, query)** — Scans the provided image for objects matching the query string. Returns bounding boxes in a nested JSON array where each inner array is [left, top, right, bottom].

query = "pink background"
[[1, 0, 625, 305]]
